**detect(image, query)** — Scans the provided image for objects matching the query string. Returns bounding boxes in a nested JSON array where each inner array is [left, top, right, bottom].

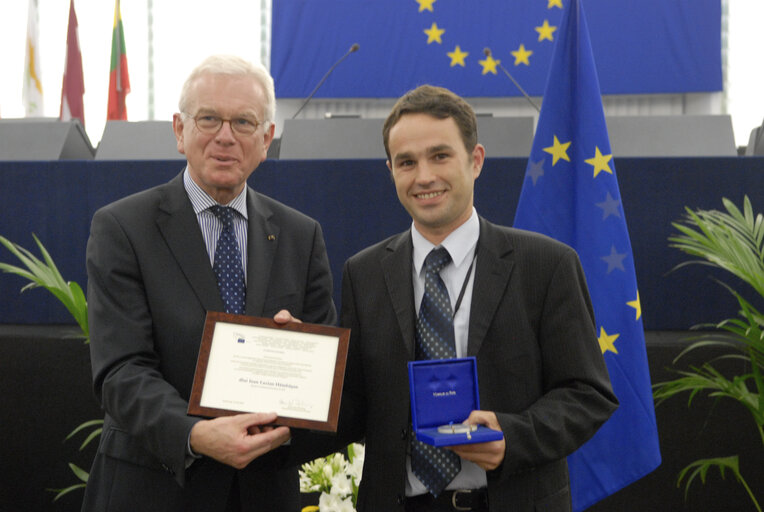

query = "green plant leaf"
[[0, 234, 88, 343], [79, 427, 103, 451], [65, 419, 104, 440], [48, 483, 87, 502], [669, 196, 764, 299], [68, 463, 90, 483], [2, 234, 96, 501], [676, 456, 761, 511], [659, 197, 764, 509]]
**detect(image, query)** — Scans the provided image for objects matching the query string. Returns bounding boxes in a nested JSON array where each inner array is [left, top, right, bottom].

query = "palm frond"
[[677, 456, 761, 512], [658, 197, 764, 508], [669, 196, 764, 298]]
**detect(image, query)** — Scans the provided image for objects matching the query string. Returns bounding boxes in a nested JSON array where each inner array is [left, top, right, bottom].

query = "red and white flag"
[[60, 0, 85, 126]]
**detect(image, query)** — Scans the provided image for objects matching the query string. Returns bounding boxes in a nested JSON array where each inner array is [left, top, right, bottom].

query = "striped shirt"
[[183, 168, 249, 281]]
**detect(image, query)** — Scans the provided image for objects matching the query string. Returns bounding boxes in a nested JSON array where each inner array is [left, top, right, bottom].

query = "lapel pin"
[[267, 234, 276, 241]]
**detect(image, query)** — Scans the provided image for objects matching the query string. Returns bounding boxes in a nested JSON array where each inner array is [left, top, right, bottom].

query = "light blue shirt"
[[183, 168, 248, 280], [406, 208, 488, 495]]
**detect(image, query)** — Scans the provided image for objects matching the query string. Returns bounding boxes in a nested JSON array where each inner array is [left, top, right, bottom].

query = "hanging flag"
[[60, 0, 85, 126], [512, 1, 661, 510], [23, 0, 44, 117], [271, 0, 721, 98], [107, 0, 130, 120]]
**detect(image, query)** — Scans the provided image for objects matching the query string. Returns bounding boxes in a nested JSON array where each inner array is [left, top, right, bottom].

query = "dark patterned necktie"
[[210, 205, 246, 315], [411, 247, 461, 496]]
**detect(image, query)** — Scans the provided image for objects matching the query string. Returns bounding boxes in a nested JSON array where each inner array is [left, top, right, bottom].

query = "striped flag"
[[23, 0, 44, 117], [60, 0, 85, 126], [107, 0, 130, 120], [512, 1, 661, 510]]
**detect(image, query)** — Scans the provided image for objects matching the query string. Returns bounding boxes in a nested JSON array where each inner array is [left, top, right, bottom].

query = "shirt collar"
[[183, 167, 248, 219], [411, 208, 479, 275]]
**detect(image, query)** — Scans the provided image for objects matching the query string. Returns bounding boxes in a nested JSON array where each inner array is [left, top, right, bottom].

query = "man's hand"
[[447, 410, 506, 471], [189, 412, 290, 469], [273, 309, 302, 324]]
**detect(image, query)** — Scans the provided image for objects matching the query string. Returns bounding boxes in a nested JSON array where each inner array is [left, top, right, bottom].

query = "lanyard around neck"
[[451, 245, 478, 318]]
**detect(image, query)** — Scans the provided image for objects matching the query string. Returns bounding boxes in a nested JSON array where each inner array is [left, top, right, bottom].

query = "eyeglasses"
[[183, 112, 263, 136]]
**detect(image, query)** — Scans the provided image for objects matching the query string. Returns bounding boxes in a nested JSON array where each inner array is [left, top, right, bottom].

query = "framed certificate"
[[188, 312, 350, 432]]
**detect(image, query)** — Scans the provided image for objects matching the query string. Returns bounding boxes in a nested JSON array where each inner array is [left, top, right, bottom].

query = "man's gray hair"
[[178, 54, 276, 125]]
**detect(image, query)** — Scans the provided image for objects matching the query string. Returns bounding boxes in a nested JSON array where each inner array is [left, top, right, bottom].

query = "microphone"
[[484, 48, 540, 113], [292, 43, 360, 119]]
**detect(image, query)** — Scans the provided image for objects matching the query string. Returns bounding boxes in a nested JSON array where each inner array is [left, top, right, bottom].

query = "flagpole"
[[260, 0, 271, 69], [147, 0, 155, 120]]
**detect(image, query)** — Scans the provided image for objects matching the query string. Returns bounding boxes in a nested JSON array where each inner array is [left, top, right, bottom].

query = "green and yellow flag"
[[107, 0, 130, 120]]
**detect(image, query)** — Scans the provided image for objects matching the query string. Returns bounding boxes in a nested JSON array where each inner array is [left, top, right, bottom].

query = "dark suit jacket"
[[82, 172, 336, 512], [338, 217, 618, 511]]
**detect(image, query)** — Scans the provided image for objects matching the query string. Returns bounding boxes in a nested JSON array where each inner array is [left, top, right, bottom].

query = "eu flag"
[[512, 1, 661, 510], [271, 0, 721, 99]]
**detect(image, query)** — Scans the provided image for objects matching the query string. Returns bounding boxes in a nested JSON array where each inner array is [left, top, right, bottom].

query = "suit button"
[[396, 494, 405, 506], [400, 428, 408, 440]]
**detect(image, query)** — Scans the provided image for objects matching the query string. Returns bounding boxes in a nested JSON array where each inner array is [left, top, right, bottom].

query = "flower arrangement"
[[300, 443, 364, 512]]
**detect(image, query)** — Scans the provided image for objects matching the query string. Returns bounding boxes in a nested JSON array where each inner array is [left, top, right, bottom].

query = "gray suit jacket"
[[82, 172, 336, 511], [338, 217, 617, 511]]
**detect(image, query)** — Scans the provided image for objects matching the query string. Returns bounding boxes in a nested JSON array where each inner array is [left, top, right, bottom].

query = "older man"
[[82, 55, 336, 511]]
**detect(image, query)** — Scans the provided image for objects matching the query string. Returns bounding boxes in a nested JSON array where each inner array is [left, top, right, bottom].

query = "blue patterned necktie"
[[210, 205, 246, 315], [411, 247, 461, 496]]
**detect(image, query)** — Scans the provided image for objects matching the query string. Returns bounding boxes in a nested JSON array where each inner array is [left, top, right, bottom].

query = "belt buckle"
[[451, 489, 472, 511]]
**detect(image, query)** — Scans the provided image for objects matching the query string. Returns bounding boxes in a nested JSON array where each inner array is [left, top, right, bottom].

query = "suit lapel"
[[244, 188, 277, 316], [468, 218, 515, 357], [381, 231, 417, 358], [156, 174, 222, 313]]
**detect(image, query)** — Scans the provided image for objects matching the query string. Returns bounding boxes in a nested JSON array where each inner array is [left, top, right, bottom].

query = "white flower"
[[336, 498, 355, 512], [329, 473, 353, 496], [346, 444, 365, 481], [299, 443, 365, 511], [318, 493, 355, 512]]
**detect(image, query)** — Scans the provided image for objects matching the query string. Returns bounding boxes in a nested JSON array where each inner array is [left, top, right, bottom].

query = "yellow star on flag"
[[585, 146, 614, 178], [598, 327, 620, 355], [447, 45, 468, 67], [548, 0, 563, 8], [478, 54, 500, 75], [543, 135, 571, 165], [416, 0, 436, 12], [511, 44, 533, 66], [535, 20, 557, 42], [424, 22, 445, 44], [627, 291, 642, 320]]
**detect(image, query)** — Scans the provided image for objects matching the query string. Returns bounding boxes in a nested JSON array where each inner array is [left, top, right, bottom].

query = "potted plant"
[[0, 234, 101, 501], [652, 196, 763, 511]]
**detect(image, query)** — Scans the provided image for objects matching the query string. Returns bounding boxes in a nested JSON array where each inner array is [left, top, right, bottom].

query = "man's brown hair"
[[382, 85, 478, 160]]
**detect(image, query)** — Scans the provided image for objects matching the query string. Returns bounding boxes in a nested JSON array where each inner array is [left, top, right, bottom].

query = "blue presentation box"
[[408, 357, 504, 447]]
